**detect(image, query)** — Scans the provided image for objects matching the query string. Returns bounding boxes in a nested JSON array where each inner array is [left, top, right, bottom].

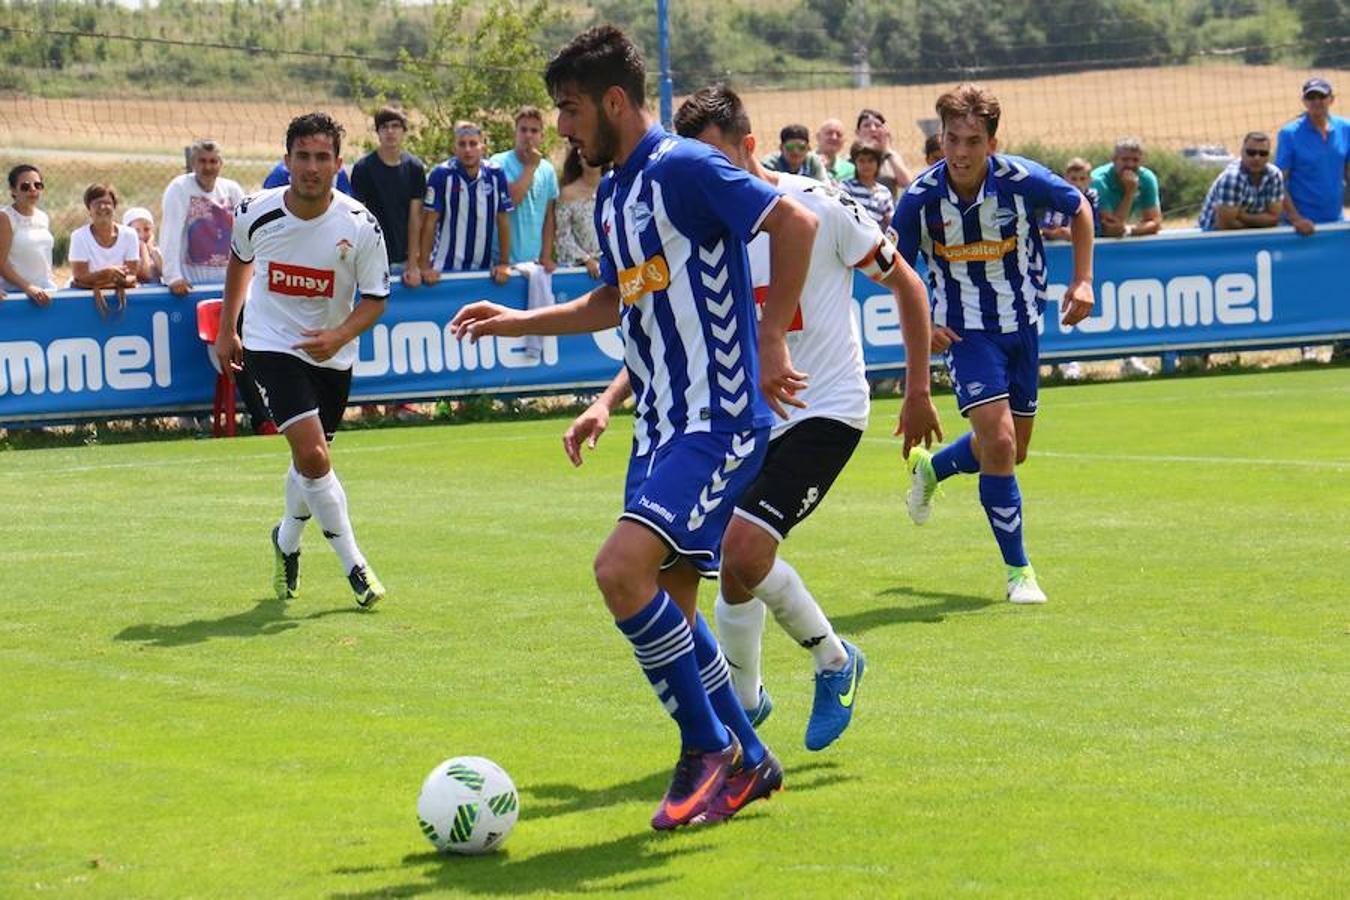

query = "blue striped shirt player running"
[[449, 26, 819, 831], [891, 83, 1095, 605], [419, 121, 514, 285]]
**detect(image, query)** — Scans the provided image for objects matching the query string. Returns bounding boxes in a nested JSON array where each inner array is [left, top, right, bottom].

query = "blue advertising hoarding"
[[2, 225, 1347, 424]]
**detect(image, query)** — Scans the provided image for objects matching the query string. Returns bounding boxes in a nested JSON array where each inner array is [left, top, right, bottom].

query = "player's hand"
[[931, 326, 961, 353], [293, 328, 347, 363], [402, 266, 422, 289], [757, 329, 808, 419], [562, 402, 610, 467], [169, 278, 192, 296], [422, 267, 442, 286], [895, 393, 943, 459], [1060, 279, 1095, 327], [215, 329, 243, 376], [449, 301, 525, 342]]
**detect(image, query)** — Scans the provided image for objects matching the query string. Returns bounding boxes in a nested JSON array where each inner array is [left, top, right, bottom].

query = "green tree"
[[358, 0, 561, 164]]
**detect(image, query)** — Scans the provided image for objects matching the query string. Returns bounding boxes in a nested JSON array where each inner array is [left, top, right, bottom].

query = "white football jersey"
[[748, 172, 882, 436], [231, 186, 390, 370]]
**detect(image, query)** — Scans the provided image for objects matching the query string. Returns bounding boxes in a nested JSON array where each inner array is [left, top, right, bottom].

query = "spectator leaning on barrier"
[[1093, 137, 1162, 238], [1042, 157, 1100, 241], [351, 106, 427, 288], [1198, 132, 1284, 231], [816, 118, 855, 183], [160, 139, 245, 295], [841, 140, 895, 230], [68, 184, 140, 315], [855, 108, 912, 196], [419, 121, 514, 286], [762, 123, 828, 181], [122, 207, 163, 285], [1276, 77, 1350, 236], [554, 145, 605, 279], [0, 164, 56, 305]]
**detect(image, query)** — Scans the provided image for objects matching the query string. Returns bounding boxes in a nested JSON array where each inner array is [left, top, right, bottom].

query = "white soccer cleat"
[[906, 447, 938, 525], [1006, 565, 1048, 604]]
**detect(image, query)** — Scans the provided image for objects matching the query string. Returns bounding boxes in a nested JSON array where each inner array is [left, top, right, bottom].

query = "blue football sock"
[[692, 612, 766, 767], [932, 433, 980, 482], [979, 473, 1029, 567], [617, 591, 730, 753]]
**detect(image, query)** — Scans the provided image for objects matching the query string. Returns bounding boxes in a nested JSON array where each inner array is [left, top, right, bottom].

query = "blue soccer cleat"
[[745, 685, 774, 727], [805, 641, 865, 751]]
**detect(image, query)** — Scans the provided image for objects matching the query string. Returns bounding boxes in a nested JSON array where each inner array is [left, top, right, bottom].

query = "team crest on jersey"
[[269, 261, 335, 299], [629, 201, 654, 235], [335, 238, 353, 261], [618, 254, 670, 305], [992, 208, 1018, 228]]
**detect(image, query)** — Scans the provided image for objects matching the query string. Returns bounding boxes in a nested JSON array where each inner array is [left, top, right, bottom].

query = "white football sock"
[[753, 558, 848, 673], [276, 464, 310, 554], [714, 593, 767, 709], [298, 469, 366, 572]]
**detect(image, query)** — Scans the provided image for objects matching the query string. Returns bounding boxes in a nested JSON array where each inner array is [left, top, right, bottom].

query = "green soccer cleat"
[[906, 446, 939, 525], [271, 525, 300, 601], [1007, 565, 1047, 604], [348, 563, 386, 608]]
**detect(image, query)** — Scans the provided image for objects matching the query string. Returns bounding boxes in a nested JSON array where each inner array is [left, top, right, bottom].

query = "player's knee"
[[293, 443, 331, 479], [592, 547, 636, 604], [721, 526, 774, 593], [981, 431, 1017, 468]]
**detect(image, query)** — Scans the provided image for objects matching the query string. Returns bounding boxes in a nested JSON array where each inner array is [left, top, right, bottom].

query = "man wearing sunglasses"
[[1276, 77, 1350, 237], [1197, 132, 1284, 231], [761, 124, 828, 182]]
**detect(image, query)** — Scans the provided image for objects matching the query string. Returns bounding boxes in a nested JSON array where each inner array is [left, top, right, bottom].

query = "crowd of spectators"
[[3, 75, 1347, 376]]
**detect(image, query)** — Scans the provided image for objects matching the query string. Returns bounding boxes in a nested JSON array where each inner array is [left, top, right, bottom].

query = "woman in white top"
[[68, 183, 141, 314], [0, 164, 57, 305], [554, 146, 606, 279]]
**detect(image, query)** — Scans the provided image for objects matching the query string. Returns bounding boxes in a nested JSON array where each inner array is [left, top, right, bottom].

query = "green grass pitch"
[[3, 368, 1347, 897]]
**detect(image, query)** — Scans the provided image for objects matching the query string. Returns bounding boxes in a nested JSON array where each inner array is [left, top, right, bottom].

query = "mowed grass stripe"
[[2, 368, 1347, 897]]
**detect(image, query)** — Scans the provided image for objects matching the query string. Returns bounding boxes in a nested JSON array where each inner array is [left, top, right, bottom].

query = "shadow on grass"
[[114, 598, 364, 648], [830, 585, 994, 634], [329, 763, 850, 897]]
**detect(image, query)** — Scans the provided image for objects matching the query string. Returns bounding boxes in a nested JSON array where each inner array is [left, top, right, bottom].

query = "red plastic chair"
[[195, 298, 236, 437]]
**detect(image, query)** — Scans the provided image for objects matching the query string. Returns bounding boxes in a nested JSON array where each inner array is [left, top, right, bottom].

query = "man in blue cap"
[[1276, 76, 1350, 235]]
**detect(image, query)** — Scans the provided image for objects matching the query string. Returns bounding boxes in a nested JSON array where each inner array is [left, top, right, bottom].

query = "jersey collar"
[[616, 126, 667, 181], [941, 156, 999, 207]]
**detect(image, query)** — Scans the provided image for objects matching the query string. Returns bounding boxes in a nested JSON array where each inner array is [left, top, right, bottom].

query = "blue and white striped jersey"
[[597, 126, 781, 456], [423, 158, 514, 271], [892, 155, 1081, 333]]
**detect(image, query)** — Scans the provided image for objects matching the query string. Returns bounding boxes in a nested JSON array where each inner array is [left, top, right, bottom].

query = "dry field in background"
[[5, 63, 1349, 162]]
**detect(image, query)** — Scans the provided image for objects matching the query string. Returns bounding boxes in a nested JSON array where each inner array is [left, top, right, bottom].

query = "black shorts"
[[732, 417, 863, 542], [243, 349, 352, 442]]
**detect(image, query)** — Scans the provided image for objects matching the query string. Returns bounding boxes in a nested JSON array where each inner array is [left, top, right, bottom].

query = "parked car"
[[1181, 145, 1235, 167]]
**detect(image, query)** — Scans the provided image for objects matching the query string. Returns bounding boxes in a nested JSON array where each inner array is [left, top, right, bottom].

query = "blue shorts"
[[622, 428, 769, 577], [944, 327, 1040, 418]]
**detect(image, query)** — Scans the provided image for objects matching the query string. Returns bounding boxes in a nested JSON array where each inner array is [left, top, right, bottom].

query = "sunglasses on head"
[[17, 181, 43, 191], [1244, 148, 1269, 157]]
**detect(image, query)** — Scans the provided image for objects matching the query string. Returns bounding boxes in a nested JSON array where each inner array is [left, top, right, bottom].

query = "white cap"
[[122, 206, 154, 227]]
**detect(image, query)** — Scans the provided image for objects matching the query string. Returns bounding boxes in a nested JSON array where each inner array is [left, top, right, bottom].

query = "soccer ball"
[[416, 756, 519, 855]]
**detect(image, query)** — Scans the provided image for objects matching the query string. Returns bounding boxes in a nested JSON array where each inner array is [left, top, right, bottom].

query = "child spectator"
[[841, 141, 895, 230], [122, 206, 163, 285]]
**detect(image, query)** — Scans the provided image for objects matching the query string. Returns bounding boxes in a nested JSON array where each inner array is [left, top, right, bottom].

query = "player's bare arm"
[[562, 368, 632, 467], [451, 283, 622, 342], [755, 195, 818, 418], [1061, 196, 1096, 327], [293, 295, 387, 363], [880, 251, 943, 456], [214, 251, 252, 375]]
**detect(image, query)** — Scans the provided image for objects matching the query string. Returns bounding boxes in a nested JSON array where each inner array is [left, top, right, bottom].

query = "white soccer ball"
[[416, 756, 519, 855]]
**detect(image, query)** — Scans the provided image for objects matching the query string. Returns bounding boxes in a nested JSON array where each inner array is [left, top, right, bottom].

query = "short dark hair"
[[286, 112, 345, 156], [373, 106, 407, 130], [83, 183, 118, 208], [779, 123, 809, 144], [923, 133, 942, 156], [856, 108, 886, 130], [849, 140, 884, 164], [935, 83, 1001, 138], [7, 164, 40, 189], [545, 26, 646, 108], [1242, 130, 1271, 144], [673, 84, 753, 142]]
